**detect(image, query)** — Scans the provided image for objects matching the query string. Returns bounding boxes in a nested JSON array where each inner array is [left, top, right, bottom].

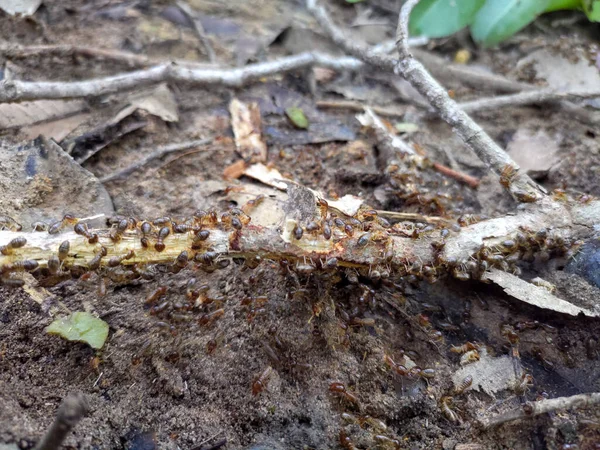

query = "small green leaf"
[[409, 0, 486, 38], [285, 107, 309, 129], [46, 312, 109, 350], [345, 0, 364, 3], [583, 0, 600, 20], [471, 0, 551, 47], [394, 122, 420, 134]]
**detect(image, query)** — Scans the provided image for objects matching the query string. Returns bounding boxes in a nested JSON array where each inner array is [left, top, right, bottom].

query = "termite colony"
[[0, 186, 592, 447]]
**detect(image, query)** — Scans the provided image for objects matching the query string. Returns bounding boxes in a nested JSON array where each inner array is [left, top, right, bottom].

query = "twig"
[[410, 49, 533, 94], [34, 394, 89, 450], [306, 0, 543, 202], [100, 138, 214, 183], [176, 0, 217, 63], [0, 52, 363, 103], [1, 198, 598, 282], [432, 162, 480, 189], [375, 210, 451, 225], [316, 99, 407, 118], [360, 107, 480, 188], [482, 392, 600, 428], [459, 88, 600, 114]]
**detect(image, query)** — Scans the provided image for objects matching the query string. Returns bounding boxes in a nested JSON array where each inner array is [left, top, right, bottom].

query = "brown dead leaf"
[[229, 98, 267, 163], [223, 159, 247, 179]]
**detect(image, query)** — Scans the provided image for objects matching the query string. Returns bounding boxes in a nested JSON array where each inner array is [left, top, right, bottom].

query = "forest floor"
[[1, 0, 600, 449]]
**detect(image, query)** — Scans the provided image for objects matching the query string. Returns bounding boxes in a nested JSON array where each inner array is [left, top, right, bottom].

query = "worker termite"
[[329, 382, 359, 405], [47, 255, 61, 275], [242, 195, 265, 214], [453, 375, 473, 394], [0, 237, 27, 255], [171, 251, 189, 272], [460, 349, 480, 366], [198, 308, 224, 326], [252, 366, 273, 396], [317, 198, 329, 218], [339, 430, 357, 450], [292, 224, 303, 240], [449, 342, 479, 354], [74, 223, 98, 244], [499, 164, 518, 189], [440, 396, 460, 423], [140, 221, 152, 248], [88, 246, 107, 270], [145, 286, 167, 305], [373, 435, 400, 449], [31, 221, 47, 232], [1, 259, 39, 273], [108, 249, 135, 267], [109, 219, 129, 242], [322, 221, 332, 240], [357, 233, 371, 247], [155, 227, 170, 252], [192, 229, 210, 249], [48, 214, 78, 234], [57, 240, 70, 261], [513, 373, 534, 395]]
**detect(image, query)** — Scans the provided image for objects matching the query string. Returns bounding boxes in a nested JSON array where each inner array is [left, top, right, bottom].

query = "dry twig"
[[483, 393, 600, 428], [100, 138, 214, 183], [307, 0, 543, 202], [33, 394, 89, 450], [459, 88, 600, 114], [176, 0, 217, 63], [0, 52, 362, 103]]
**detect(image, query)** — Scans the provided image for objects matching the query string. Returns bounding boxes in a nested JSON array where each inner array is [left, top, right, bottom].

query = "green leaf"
[[583, 0, 600, 20], [285, 107, 309, 129], [471, 0, 551, 47], [545, 0, 581, 12], [409, 0, 486, 38], [46, 312, 109, 350], [345, 0, 365, 3]]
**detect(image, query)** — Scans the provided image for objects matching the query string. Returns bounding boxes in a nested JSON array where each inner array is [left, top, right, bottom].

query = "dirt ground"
[[1, 1, 600, 449]]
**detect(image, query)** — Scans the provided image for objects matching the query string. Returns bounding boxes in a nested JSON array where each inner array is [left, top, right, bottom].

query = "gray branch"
[[483, 392, 600, 428], [0, 53, 362, 103], [34, 393, 89, 450]]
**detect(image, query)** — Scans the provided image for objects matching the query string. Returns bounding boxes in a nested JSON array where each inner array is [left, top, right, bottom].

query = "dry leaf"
[[0, 100, 87, 131], [244, 163, 364, 217], [484, 269, 599, 317], [452, 348, 520, 397], [223, 159, 247, 180], [112, 84, 179, 124], [229, 98, 267, 163]]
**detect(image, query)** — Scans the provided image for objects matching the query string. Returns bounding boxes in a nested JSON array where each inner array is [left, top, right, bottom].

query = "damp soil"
[[1, 1, 600, 449]]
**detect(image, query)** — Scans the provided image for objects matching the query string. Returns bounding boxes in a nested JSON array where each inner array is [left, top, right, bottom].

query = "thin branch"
[[0, 52, 363, 103], [395, 0, 544, 202], [100, 138, 215, 183], [316, 99, 407, 118], [176, 0, 217, 63], [305, 0, 544, 202], [431, 162, 480, 189], [1, 198, 599, 286], [410, 49, 533, 94], [483, 393, 600, 428], [459, 88, 600, 114], [34, 394, 89, 450]]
